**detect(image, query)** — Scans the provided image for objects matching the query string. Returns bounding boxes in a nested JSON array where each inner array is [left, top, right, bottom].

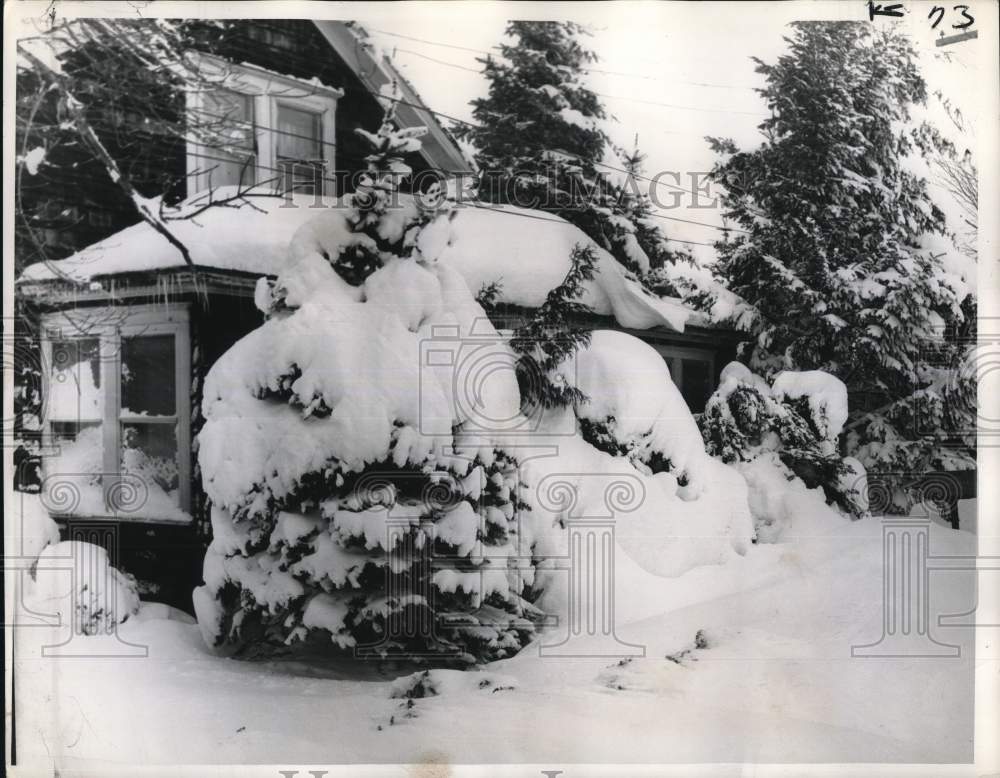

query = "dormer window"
[[186, 55, 343, 198], [275, 103, 325, 196]]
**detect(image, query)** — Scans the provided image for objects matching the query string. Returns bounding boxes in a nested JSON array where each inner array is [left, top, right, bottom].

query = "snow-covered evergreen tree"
[[691, 22, 975, 511], [194, 94, 542, 662], [453, 22, 692, 414], [509, 243, 597, 410], [192, 91, 758, 664], [457, 21, 689, 281]]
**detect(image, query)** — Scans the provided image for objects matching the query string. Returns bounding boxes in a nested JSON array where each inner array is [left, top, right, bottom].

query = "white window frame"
[[185, 54, 343, 198], [40, 304, 192, 523]]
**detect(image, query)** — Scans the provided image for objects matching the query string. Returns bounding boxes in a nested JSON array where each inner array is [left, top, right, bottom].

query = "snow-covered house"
[[15, 20, 738, 611]]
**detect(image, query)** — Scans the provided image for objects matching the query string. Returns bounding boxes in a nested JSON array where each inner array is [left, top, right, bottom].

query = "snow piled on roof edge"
[[18, 192, 692, 333]]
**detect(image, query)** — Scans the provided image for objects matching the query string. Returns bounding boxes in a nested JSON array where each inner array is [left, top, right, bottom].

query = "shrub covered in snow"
[[194, 102, 754, 663], [530, 334, 753, 584], [561, 330, 709, 494], [28, 541, 140, 635], [699, 362, 869, 530], [13, 493, 141, 633], [195, 100, 544, 662]]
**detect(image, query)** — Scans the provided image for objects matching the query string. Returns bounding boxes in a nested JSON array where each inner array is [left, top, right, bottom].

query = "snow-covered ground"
[[12, 152, 982, 769], [13, 510, 976, 767]]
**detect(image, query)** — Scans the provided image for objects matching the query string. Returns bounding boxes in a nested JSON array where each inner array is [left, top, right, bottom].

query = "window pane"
[[681, 359, 712, 413], [279, 160, 325, 196], [45, 423, 105, 516], [664, 357, 679, 386], [200, 89, 255, 188], [122, 335, 175, 416], [121, 423, 186, 518], [201, 89, 255, 151], [48, 338, 102, 422], [276, 105, 321, 160]]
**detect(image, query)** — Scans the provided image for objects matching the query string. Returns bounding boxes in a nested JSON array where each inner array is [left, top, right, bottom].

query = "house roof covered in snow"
[[18, 191, 697, 333]]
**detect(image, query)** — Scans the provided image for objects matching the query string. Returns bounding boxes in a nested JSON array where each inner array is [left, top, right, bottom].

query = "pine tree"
[[456, 22, 690, 414], [509, 243, 597, 410], [693, 21, 975, 511], [457, 22, 688, 280], [195, 96, 542, 662]]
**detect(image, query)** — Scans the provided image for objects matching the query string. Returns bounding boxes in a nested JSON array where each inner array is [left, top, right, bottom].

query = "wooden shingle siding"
[[15, 20, 413, 270]]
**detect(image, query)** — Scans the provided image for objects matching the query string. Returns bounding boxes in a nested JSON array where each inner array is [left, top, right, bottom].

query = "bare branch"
[[19, 32, 194, 265]]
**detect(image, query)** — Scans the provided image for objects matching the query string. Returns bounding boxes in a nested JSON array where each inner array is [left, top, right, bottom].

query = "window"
[[655, 345, 716, 413], [246, 24, 295, 50], [41, 305, 191, 523], [197, 87, 256, 190], [186, 55, 342, 198], [276, 104, 325, 196]]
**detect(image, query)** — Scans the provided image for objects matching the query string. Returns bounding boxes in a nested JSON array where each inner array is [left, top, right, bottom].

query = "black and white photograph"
[[3, 1, 999, 775]]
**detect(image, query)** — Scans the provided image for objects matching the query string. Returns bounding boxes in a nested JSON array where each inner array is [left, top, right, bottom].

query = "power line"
[[664, 237, 716, 248], [367, 28, 493, 56], [646, 211, 749, 234], [595, 92, 768, 117], [271, 81, 750, 235], [370, 28, 759, 91], [391, 47, 769, 118], [395, 48, 483, 74]]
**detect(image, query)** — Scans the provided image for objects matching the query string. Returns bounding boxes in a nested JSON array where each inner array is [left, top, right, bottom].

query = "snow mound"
[[10, 492, 61, 560], [772, 370, 848, 444], [738, 453, 849, 542], [514, 335, 754, 598], [27, 541, 140, 635], [557, 330, 708, 493], [518, 430, 753, 616], [417, 205, 691, 331]]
